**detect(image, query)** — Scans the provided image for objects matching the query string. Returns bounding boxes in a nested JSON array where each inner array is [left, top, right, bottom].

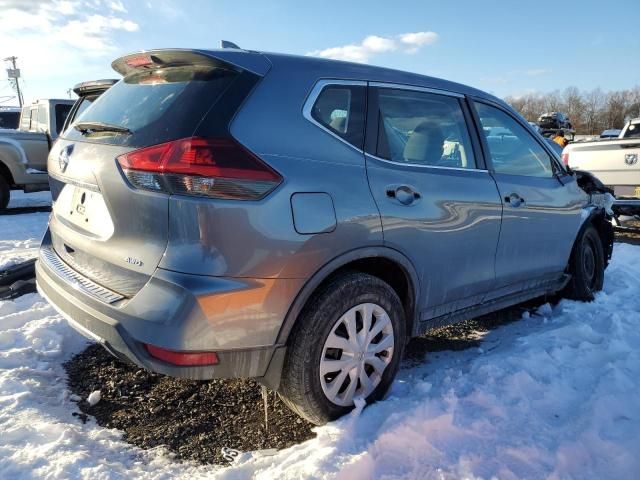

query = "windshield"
[[64, 66, 238, 147]]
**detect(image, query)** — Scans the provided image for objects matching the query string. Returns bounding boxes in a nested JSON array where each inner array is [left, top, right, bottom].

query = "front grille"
[[40, 247, 125, 304]]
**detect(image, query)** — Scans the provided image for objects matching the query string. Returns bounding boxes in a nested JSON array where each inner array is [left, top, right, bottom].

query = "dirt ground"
[[64, 232, 636, 466], [65, 298, 542, 465], [615, 220, 640, 245]]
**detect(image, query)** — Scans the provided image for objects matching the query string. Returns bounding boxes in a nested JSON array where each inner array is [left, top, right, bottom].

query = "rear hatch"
[[47, 50, 261, 298]]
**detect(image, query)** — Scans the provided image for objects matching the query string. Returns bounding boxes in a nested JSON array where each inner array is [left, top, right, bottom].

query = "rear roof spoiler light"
[[112, 49, 271, 77]]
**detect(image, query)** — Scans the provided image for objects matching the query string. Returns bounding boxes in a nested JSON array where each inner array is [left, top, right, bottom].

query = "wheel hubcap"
[[319, 303, 394, 407]]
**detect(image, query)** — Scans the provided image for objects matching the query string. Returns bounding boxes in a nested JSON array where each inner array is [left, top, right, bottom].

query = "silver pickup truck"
[[0, 99, 74, 209], [563, 118, 640, 198], [0, 79, 118, 210]]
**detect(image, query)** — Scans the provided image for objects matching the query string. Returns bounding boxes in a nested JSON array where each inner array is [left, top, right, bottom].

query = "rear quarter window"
[[308, 84, 366, 150]]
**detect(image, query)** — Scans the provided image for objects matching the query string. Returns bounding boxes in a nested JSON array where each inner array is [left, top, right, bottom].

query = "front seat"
[[403, 120, 445, 165], [329, 116, 346, 133]]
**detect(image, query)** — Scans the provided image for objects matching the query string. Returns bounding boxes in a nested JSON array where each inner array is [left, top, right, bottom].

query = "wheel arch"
[[572, 207, 614, 268], [275, 246, 420, 346], [0, 158, 15, 186]]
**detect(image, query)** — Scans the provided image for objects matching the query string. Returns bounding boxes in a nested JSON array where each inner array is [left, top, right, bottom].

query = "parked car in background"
[[0, 99, 74, 209], [0, 79, 118, 209], [563, 118, 640, 198], [37, 47, 614, 426], [0, 106, 21, 130], [538, 112, 572, 130], [528, 121, 542, 134], [600, 129, 622, 139]]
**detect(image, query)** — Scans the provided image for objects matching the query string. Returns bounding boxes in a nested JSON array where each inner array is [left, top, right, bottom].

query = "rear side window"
[[374, 88, 476, 169], [310, 84, 366, 149], [475, 102, 554, 177], [64, 67, 239, 147]]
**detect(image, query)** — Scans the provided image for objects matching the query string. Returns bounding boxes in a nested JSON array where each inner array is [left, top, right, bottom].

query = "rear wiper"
[[74, 121, 132, 135]]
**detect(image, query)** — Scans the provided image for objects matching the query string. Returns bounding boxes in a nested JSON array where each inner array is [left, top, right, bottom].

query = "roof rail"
[[220, 40, 241, 49]]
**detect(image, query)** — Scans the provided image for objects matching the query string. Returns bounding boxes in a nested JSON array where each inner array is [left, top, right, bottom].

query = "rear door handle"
[[505, 193, 525, 208], [386, 185, 421, 205]]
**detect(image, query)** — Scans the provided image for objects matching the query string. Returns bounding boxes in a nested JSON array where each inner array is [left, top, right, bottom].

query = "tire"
[[563, 225, 605, 301], [0, 175, 9, 211], [278, 272, 406, 425]]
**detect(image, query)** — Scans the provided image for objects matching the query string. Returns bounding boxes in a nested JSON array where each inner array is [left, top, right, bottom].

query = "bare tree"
[[505, 85, 639, 135]]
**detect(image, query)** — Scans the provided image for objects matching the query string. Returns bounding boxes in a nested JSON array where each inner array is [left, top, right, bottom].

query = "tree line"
[[505, 86, 640, 135]]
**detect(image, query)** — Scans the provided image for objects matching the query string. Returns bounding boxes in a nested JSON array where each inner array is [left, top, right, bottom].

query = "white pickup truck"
[[563, 118, 640, 198]]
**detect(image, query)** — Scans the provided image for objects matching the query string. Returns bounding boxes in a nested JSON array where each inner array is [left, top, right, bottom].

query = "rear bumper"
[[35, 242, 299, 381]]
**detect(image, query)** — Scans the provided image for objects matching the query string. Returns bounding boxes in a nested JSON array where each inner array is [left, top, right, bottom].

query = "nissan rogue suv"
[[36, 47, 613, 425]]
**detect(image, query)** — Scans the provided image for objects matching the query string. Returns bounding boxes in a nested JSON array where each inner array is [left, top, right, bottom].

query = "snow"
[[87, 391, 101, 407], [7, 190, 51, 209], [0, 191, 51, 270], [1, 206, 640, 479]]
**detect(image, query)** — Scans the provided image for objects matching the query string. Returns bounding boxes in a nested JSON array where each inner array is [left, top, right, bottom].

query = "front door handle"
[[386, 185, 421, 205], [505, 193, 525, 208]]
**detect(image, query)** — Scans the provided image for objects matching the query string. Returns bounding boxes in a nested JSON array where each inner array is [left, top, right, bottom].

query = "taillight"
[[562, 153, 569, 165], [145, 344, 219, 366], [117, 137, 282, 200]]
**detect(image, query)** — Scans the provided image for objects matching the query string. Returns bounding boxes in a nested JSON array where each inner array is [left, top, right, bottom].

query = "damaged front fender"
[[574, 170, 615, 267]]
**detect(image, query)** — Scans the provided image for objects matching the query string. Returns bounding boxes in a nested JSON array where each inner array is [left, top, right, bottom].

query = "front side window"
[[310, 84, 366, 149], [374, 88, 476, 169], [475, 102, 554, 177]]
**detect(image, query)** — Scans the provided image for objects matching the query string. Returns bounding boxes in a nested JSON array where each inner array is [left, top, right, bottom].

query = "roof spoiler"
[[112, 48, 271, 77], [72, 79, 119, 96]]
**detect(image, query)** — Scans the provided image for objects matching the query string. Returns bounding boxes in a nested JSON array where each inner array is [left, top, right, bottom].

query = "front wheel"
[[279, 273, 406, 425], [563, 225, 605, 301]]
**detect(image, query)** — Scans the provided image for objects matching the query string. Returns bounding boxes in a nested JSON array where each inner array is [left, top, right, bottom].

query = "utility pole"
[[4, 56, 23, 107]]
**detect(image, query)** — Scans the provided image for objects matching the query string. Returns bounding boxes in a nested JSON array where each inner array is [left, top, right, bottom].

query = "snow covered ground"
[[7, 190, 52, 209], [0, 191, 51, 270], [1, 198, 639, 479]]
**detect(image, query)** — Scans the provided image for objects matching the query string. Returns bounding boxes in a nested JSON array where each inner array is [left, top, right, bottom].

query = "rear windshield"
[[63, 66, 238, 147], [0, 111, 20, 129]]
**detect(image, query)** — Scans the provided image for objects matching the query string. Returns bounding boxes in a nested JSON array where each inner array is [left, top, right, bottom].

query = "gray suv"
[[36, 47, 613, 425]]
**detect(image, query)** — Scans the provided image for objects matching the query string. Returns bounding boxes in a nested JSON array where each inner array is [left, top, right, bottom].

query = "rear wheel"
[[279, 273, 406, 425], [0, 175, 10, 210], [564, 225, 604, 301]]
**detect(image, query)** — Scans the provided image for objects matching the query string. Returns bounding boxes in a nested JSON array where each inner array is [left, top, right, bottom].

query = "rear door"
[[46, 51, 248, 299], [364, 84, 503, 318], [471, 100, 585, 292]]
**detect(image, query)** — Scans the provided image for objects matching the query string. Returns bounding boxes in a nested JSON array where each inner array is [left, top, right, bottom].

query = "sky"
[[1, 0, 639, 105]]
